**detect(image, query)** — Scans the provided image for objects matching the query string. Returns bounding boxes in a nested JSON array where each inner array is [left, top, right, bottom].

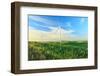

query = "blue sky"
[[28, 15, 88, 41]]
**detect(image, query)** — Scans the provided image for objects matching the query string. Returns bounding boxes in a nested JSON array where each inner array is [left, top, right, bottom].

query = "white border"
[[20, 7, 95, 70]]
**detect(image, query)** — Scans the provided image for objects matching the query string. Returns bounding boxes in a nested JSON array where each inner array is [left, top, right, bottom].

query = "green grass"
[[28, 41, 88, 60]]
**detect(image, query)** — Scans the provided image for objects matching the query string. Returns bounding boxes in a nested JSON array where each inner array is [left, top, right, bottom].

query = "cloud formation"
[[28, 15, 88, 41], [29, 26, 87, 42]]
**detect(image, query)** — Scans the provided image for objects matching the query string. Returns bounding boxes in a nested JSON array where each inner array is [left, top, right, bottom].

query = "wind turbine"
[[57, 24, 62, 51]]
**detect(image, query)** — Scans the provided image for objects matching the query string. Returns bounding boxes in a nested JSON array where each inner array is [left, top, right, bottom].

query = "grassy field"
[[28, 41, 88, 60]]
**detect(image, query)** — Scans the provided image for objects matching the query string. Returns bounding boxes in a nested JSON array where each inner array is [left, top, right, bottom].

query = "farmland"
[[28, 41, 88, 60]]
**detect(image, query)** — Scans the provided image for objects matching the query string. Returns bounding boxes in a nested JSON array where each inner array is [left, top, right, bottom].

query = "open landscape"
[[28, 15, 88, 60], [28, 41, 88, 60]]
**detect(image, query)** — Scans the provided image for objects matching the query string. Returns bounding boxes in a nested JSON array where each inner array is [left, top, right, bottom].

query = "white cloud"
[[80, 18, 85, 23], [28, 26, 86, 42], [29, 15, 56, 27]]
